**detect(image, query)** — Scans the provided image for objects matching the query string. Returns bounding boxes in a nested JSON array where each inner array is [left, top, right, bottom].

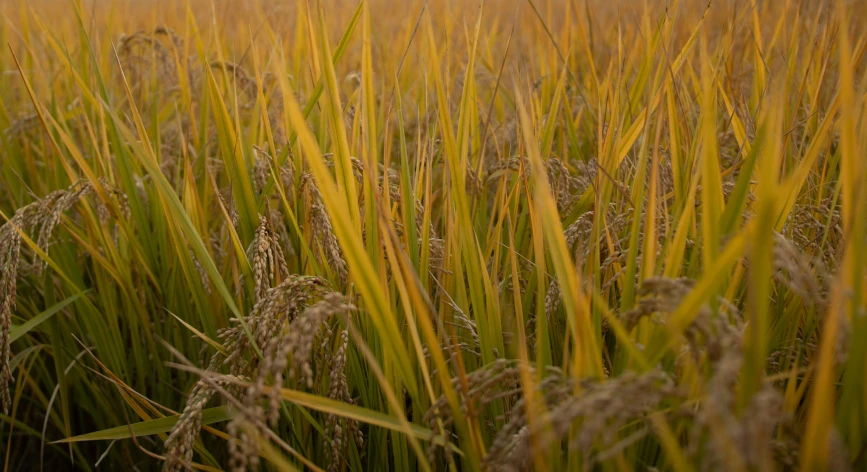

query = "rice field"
[[1, 0, 866, 470]]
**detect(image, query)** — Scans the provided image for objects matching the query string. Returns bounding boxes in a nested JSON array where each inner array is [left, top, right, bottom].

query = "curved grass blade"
[[53, 406, 232, 444], [9, 291, 90, 343]]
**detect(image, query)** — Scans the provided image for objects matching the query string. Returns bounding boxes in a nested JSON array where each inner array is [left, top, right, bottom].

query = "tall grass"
[[1, 0, 866, 470]]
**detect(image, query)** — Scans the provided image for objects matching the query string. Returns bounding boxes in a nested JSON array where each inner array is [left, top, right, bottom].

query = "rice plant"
[[1, 0, 866, 470]]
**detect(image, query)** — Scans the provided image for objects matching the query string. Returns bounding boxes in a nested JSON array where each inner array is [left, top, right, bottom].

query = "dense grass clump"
[[1, 0, 867, 469]]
